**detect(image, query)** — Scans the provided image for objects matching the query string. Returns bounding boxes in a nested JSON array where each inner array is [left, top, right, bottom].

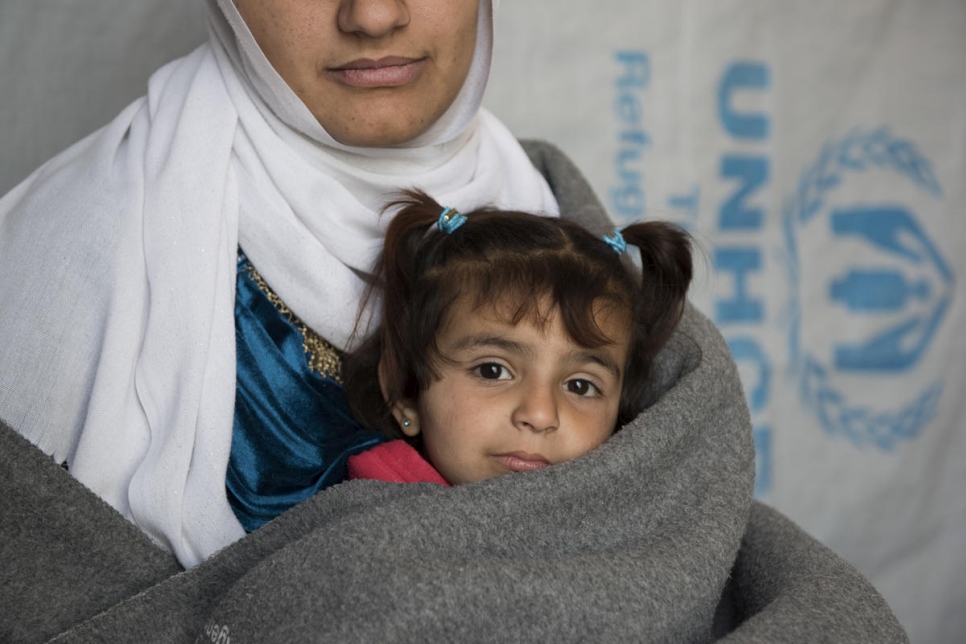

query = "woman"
[[0, 0, 556, 568], [0, 2, 908, 641]]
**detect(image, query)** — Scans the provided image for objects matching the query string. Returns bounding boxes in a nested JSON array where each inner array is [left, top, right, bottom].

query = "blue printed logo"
[[781, 127, 952, 449]]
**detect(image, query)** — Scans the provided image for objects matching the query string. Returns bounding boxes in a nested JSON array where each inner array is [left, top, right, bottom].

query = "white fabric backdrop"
[[0, 0, 207, 196], [1, 1, 963, 641], [487, 2, 965, 642]]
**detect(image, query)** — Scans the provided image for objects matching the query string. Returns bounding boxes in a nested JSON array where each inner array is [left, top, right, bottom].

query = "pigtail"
[[623, 221, 693, 353], [381, 190, 455, 403], [616, 221, 694, 424], [344, 189, 447, 438]]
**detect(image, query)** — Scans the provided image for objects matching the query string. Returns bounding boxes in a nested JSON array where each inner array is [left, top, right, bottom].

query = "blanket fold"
[[0, 426, 181, 643], [717, 502, 908, 642]]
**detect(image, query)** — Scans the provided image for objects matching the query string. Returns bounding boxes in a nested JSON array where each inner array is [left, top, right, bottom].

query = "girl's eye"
[[565, 379, 600, 397], [475, 363, 510, 380]]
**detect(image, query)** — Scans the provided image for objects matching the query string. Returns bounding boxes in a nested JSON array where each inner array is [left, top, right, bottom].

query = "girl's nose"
[[512, 384, 560, 434], [338, 0, 410, 38]]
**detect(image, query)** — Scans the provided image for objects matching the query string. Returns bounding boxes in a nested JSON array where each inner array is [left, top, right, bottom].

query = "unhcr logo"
[[781, 127, 952, 450]]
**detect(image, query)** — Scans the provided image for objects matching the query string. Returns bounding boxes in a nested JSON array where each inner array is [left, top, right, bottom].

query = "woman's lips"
[[328, 57, 425, 88], [493, 453, 551, 473]]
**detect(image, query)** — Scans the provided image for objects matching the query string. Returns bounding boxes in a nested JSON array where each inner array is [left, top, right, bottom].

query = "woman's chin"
[[327, 124, 427, 148], [323, 119, 431, 148], [311, 93, 451, 148]]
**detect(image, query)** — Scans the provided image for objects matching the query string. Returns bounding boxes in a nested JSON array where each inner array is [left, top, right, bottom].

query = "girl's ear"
[[389, 400, 421, 437], [377, 352, 421, 437]]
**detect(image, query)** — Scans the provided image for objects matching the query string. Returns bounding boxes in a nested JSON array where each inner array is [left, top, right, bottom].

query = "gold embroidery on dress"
[[242, 260, 344, 383]]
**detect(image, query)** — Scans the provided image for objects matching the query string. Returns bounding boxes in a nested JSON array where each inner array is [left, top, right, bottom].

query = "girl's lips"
[[328, 57, 425, 88], [493, 453, 551, 473]]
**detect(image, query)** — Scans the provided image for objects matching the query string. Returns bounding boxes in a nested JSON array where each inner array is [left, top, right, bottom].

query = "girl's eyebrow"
[[449, 335, 622, 379], [450, 334, 529, 356], [569, 349, 622, 379]]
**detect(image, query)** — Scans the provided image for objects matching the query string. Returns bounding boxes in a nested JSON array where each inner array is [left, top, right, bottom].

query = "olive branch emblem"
[[780, 126, 946, 450]]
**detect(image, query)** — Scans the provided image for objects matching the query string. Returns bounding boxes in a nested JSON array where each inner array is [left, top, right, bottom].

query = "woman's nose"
[[512, 384, 560, 434], [338, 0, 410, 38]]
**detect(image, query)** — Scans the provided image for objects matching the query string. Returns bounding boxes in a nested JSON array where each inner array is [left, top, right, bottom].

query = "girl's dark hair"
[[343, 189, 692, 439]]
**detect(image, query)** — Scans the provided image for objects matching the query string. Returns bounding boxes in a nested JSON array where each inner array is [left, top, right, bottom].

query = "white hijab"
[[0, 0, 556, 567]]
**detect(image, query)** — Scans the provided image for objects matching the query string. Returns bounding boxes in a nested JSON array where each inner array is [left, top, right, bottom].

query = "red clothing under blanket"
[[347, 440, 450, 486]]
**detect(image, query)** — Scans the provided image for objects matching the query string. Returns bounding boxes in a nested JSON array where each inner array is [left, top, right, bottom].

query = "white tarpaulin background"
[[486, 2, 966, 641], [1, 1, 963, 642]]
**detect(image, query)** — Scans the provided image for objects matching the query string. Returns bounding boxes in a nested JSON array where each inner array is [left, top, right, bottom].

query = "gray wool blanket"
[[196, 301, 754, 643], [0, 304, 907, 643], [0, 141, 907, 642]]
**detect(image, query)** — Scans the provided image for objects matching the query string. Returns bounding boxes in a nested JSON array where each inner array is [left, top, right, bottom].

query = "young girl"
[[343, 190, 693, 486]]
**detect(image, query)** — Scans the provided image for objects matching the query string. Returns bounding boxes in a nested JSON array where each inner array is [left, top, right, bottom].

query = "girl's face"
[[234, 0, 480, 147], [395, 298, 631, 485]]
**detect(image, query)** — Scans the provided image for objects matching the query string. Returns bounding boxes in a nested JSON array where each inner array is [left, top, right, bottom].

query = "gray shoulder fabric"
[[521, 138, 613, 234]]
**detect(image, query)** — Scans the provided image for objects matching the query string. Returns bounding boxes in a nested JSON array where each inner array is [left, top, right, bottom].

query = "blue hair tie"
[[437, 206, 467, 234], [602, 230, 627, 254]]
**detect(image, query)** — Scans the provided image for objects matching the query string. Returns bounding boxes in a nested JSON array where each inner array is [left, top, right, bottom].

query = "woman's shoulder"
[[518, 139, 586, 197], [519, 139, 614, 235]]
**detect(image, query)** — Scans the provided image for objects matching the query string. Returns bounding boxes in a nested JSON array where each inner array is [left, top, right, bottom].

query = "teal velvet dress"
[[226, 253, 386, 532]]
